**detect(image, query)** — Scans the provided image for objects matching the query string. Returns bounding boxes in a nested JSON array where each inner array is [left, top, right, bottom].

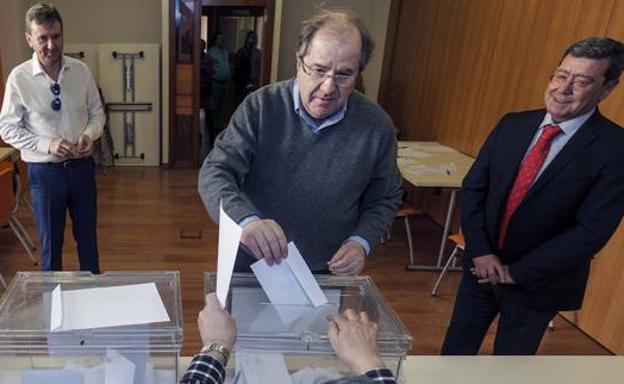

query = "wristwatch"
[[200, 342, 231, 365]]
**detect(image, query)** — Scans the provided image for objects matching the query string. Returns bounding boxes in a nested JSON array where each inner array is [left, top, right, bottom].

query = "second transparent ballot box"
[[0, 271, 183, 384], [204, 272, 412, 380]]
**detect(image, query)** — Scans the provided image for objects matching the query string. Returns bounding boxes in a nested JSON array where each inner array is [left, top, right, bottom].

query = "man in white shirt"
[[0, 3, 105, 273]]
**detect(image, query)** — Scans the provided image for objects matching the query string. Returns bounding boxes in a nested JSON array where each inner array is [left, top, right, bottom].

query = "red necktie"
[[497, 124, 563, 249]]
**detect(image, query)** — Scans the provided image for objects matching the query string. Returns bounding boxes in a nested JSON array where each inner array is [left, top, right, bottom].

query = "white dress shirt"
[[522, 109, 594, 182], [0, 53, 105, 163]]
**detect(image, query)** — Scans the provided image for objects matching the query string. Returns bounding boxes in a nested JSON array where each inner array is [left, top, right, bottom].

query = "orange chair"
[[431, 233, 464, 296], [382, 201, 422, 266], [0, 163, 37, 267]]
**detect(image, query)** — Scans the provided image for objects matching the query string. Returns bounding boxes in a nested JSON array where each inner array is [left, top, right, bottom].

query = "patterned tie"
[[497, 124, 563, 249]]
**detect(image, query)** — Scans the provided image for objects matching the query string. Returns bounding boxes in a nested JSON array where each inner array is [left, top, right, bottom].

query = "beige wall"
[[46, 0, 162, 43], [0, 0, 30, 80], [276, 0, 391, 101]]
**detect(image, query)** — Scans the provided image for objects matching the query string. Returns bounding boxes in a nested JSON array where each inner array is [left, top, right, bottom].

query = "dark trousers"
[[441, 274, 555, 355], [28, 158, 100, 273]]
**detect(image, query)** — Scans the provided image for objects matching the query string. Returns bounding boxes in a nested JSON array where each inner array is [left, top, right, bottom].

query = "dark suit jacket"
[[461, 108, 624, 311]]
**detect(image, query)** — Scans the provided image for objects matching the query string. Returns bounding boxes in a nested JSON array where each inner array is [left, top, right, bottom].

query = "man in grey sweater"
[[198, 10, 401, 274]]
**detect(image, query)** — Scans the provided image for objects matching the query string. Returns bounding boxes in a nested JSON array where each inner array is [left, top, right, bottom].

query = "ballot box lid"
[[0, 271, 183, 353], [204, 272, 412, 355]]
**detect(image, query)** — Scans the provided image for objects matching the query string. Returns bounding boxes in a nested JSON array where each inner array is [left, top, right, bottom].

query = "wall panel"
[[560, 0, 624, 355]]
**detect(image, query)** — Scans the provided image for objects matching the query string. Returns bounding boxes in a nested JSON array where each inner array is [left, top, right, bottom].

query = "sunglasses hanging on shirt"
[[50, 82, 61, 111]]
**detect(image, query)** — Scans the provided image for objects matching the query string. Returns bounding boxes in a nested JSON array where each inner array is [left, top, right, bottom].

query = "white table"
[[401, 356, 624, 383], [397, 141, 474, 270], [179, 355, 624, 383]]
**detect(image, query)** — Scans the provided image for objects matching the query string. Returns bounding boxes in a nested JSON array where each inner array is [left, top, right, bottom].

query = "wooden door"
[[168, 0, 274, 168]]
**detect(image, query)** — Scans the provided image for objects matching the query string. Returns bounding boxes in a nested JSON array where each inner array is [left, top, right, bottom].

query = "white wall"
[[276, 0, 391, 101], [0, 0, 30, 80], [45, 0, 162, 44]]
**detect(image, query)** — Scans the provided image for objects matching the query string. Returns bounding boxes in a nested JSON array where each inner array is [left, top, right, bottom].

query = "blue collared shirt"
[[523, 108, 594, 182], [292, 79, 348, 133]]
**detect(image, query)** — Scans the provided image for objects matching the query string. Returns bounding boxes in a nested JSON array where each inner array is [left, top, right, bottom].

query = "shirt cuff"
[[346, 235, 371, 256], [238, 215, 261, 227], [37, 136, 52, 155]]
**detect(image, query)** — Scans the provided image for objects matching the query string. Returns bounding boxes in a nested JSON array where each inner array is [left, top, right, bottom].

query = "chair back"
[[0, 165, 15, 223]]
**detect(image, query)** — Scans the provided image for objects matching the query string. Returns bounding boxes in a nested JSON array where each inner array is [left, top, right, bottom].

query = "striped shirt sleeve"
[[363, 368, 397, 383], [179, 353, 226, 384]]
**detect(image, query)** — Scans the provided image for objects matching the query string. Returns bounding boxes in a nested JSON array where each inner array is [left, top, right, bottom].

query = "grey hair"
[[25, 2, 63, 33], [296, 10, 374, 72], [562, 37, 624, 83]]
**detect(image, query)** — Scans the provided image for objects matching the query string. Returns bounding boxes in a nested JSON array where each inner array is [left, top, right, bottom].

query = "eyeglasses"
[[299, 58, 357, 86], [549, 70, 597, 91], [50, 82, 61, 111]]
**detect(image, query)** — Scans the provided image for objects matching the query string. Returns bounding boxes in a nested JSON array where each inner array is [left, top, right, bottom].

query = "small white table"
[[401, 355, 624, 383], [397, 141, 474, 270]]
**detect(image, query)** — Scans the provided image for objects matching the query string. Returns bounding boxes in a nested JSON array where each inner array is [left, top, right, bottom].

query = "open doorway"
[[169, 0, 274, 168], [200, 6, 267, 160]]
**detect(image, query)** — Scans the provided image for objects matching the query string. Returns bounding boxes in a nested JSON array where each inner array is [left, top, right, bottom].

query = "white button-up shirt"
[[0, 53, 105, 162]]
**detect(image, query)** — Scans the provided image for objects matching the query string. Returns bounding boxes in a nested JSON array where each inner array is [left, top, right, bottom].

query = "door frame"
[[168, 0, 275, 168]]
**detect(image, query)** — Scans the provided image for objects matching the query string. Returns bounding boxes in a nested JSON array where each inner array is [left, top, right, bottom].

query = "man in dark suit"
[[441, 37, 624, 355]]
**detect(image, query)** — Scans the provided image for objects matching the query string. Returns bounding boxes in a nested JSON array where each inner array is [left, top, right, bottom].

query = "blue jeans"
[[28, 158, 100, 273]]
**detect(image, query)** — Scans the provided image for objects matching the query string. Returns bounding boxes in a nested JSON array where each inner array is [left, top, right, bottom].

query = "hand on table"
[[240, 219, 288, 265], [328, 309, 384, 374], [328, 241, 366, 275]]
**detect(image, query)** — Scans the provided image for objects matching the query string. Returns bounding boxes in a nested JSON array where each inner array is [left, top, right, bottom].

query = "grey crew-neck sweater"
[[198, 78, 402, 271]]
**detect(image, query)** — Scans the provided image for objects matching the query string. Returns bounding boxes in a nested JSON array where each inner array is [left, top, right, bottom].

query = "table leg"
[[436, 189, 456, 267], [406, 189, 462, 271]]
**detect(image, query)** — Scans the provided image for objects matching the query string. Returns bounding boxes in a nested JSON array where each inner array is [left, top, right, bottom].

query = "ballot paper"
[[291, 367, 342, 384], [50, 282, 170, 332], [216, 201, 243, 308], [21, 369, 84, 384], [104, 349, 136, 384], [231, 287, 340, 334], [235, 352, 292, 384], [64, 362, 105, 384], [250, 242, 327, 307]]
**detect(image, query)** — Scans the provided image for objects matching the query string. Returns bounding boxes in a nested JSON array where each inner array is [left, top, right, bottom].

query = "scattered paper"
[[64, 362, 105, 384], [291, 367, 342, 384], [410, 143, 454, 152], [104, 349, 136, 384], [236, 352, 292, 384], [50, 282, 170, 332], [398, 147, 433, 159], [400, 162, 457, 176], [21, 369, 84, 384], [217, 201, 243, 308], [251, 242, 327, 307]]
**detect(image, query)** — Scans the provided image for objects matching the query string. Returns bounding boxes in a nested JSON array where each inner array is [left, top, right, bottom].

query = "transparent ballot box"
[[0, 271, 183, 384], [204, 272, 412, 381]]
